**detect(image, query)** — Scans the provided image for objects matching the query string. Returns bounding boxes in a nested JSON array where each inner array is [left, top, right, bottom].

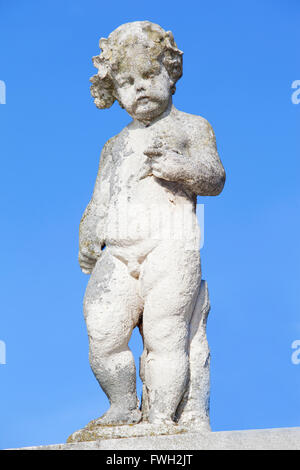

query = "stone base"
[[9, 427, 300, 450], [66, 421, 204, 443]]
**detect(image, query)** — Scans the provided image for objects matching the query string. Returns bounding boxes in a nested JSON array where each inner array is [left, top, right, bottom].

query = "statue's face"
[[113, 51, 172, 123]]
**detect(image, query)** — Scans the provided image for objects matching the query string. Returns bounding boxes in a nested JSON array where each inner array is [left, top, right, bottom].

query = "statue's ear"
[[99, 38, 108, 51], [92, 55, 101, 68]]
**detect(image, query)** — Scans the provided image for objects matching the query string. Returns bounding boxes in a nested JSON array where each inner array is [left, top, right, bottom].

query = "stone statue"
[[68, 21, 225, 442]]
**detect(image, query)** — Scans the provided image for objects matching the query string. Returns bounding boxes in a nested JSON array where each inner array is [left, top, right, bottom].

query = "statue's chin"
[[132, 103, 168, 125]]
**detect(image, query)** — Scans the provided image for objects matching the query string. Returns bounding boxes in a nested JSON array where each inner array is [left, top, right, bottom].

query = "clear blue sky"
[[0, 0, 299, 449]]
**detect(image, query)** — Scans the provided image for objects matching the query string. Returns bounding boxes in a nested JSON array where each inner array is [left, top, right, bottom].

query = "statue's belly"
[[105, 176, 200, 253]]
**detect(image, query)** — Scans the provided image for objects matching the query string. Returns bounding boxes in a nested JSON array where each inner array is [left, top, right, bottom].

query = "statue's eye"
[[119, 76, 134, 87], [142, 71, 156, 80]]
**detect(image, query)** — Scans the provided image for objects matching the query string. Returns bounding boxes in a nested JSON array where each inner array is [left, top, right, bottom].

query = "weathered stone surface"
[[11, 428, 300, 450], [67, 422, 194, 444], [74, 20, 226, 438]]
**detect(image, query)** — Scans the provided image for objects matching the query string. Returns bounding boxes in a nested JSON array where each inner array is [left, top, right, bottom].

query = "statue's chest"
[[110, 123, 187, 193], [126, 123, 187, 153], [112, 130, 152, 185], [113, 150, 146, 189]]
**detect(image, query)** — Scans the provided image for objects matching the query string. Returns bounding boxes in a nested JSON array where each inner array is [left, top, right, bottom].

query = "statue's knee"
[[87, 316, 130, 359], [144, 330, 185, 356], [143, 314, 188, 351], [89, 335, 117, 361]]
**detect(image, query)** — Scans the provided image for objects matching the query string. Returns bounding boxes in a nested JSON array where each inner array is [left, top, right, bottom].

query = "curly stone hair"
[[90, 21, 183, 109]]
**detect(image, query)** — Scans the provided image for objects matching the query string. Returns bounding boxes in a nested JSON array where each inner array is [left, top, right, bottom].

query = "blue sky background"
[[0, 0, 299, 449]]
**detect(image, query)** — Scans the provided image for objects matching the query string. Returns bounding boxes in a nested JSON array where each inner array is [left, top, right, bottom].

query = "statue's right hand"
[[78, 248, 98, 274]]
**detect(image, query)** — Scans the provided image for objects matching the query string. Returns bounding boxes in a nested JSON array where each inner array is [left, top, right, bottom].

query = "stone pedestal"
[[10, 427, 300, 450]]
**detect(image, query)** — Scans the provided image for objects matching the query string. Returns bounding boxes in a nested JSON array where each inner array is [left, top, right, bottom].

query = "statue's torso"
[[104, 113, 199, 251]]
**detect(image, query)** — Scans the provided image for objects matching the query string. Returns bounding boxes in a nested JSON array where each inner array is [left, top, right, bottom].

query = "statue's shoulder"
[[102, 127, 129, 157], [172, 108, 215, 137], [97, 135, 119, 175], [102, 134, 118, 155]]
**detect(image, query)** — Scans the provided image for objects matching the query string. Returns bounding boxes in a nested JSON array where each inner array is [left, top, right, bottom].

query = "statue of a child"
[[78, 21, 225, 427]]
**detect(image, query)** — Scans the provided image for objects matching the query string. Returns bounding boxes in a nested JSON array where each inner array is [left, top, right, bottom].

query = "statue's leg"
[[140, 241, 201, 424], [83, 248, 143, 425], [176, 280, 211, 430]]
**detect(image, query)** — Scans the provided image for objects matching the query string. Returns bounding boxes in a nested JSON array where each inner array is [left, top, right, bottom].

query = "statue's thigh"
[[141, 241, 201, 350], [83, 249, 143, 349]]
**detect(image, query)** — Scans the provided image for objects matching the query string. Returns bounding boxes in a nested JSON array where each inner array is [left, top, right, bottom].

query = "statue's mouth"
[[136, 96, 150, 103]]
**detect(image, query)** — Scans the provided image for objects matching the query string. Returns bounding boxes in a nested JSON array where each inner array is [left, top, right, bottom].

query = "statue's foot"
[[179, 416, 211, 432], [90, 407, 142, 427], [148, 415, 175, 426]]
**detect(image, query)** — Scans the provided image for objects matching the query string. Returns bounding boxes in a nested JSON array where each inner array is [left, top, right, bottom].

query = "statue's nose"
[[136, 80, 146, 92]]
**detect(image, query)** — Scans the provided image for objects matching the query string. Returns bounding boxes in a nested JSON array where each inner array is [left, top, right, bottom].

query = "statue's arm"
[[181, 118, 226, 196], [78, 140, 112, 274], [148, 117, 225, 197]]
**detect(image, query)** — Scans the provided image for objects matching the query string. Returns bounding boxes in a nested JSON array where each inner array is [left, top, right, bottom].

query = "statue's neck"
[[134, 98, 173, 128]]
